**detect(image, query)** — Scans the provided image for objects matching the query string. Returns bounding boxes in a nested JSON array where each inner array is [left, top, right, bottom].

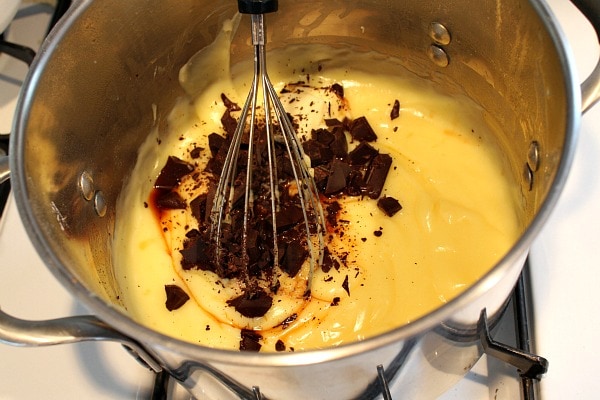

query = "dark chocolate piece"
[[227, 288, 273, 318], [390, 99, 400, 120], [180, 236, 214, 271], [190, 147, 204, 159], [348, 142, 378, 166], [377, 196, 403, 217], [155, 191, 187, 210], [312, 128, 335, 145], [349, 116, 377, 142], [221, 110, 238, 137], [164, 284, 190, 311], [303, 139, 334, 167], [275, 340, 286, 351], [330, 83, 344, 98], [365, 153, 392, 199], [221, 93, 241, 111], [154, 156, 194, 190], [281, 240, 308, 277], [330, 127, 348, 158], [324, 159, 351, 195], [240, 329, 262, 352]]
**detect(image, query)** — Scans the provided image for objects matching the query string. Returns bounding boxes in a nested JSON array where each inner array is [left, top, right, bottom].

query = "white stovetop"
[[1, 0, 599, 399]]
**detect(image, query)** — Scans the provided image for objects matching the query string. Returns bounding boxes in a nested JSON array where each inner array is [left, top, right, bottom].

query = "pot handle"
[[571, 0, 600, 113], [0, 306, 162, 373]]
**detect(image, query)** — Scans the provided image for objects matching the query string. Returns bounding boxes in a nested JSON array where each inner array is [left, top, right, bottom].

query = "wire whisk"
[[209, 0, 326, 307]]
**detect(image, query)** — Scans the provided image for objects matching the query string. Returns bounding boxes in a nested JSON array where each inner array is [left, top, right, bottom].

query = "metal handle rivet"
[[94, 191, 107, 217], [427, 45, 449, 67], [429, 22, 451, 46], [79, 171, 95, 201]]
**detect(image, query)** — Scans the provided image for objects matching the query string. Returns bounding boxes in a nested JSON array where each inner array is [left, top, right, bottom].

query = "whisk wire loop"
[[210, 11, 325, 292]]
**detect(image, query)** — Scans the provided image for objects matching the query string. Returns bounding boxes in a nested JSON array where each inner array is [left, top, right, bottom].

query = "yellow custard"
[[113, 20, 521, 352]]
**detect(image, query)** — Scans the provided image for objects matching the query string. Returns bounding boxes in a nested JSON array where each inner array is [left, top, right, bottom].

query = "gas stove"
[[0, 1, 599, 399]]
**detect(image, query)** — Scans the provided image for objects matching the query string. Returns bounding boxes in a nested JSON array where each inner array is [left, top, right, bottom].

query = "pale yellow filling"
[[112, 21, 521, 352]]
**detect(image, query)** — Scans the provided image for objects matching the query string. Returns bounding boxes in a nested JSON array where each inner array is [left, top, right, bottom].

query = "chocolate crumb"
[[164, 284, 190, 311], [331, 296, 341, 306], [374, 230, 383, 237]]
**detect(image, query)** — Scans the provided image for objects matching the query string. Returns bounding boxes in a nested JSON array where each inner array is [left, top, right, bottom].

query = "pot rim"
[[9, 0, 581, 367]]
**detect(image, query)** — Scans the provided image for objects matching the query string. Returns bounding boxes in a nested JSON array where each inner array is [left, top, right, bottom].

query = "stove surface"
[[1, 0, 599, 399]]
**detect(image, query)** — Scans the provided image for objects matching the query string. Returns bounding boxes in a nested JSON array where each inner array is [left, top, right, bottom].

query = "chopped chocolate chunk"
[[342, 275, 350, 296], [240, 329, 262, 352], [189, 193, 207, 225], [313, 165, 330, 191], [325, 201, 341, 228], [374, 230, 383, 237], [155, 190, 187, 210], [275, 340, 286, 351], [221, 110, 238, 137], [281, 240, 308, 277], [180, 236, 214, 270], [325, 159, 351, 195], [164, 284, 190, 311], [345, 168, 367, 196], [221, 93, 241, 111], [190, 147, 204, 159], [330, 83, 344, 98], [312, 128, 335, 145], [154, 156, 194, 190], [365, 153, 392, 199], [208, 133, 226, 156], [377, 196, 403, 217], [348, 142, 379, 166], [303, 139, 334, 167], [325, 118, 343, 128], [330, 127, 348, 158], [349, 116, 377, 142], [227, 288, 273, 318], [331, 296, 340, 306], [390, 99, 400, 120]]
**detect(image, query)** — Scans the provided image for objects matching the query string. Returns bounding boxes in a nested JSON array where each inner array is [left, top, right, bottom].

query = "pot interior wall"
[[16, 0, 568, 321]]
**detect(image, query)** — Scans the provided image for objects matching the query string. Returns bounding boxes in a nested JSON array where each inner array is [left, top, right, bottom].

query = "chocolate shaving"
[[342, 275, 350, 296], [390, 99, 400, 120], [164, 284, 190, 311]]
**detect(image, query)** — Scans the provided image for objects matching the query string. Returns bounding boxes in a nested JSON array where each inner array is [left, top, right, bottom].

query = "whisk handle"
[[238, 0, 278, 14]]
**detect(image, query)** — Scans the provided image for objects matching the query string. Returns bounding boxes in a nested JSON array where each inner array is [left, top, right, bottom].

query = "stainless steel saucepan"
[[1, 0, 599, 398]]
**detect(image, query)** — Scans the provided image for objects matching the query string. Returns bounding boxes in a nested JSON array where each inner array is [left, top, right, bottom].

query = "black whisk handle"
[[238, 0, 278, 14]]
